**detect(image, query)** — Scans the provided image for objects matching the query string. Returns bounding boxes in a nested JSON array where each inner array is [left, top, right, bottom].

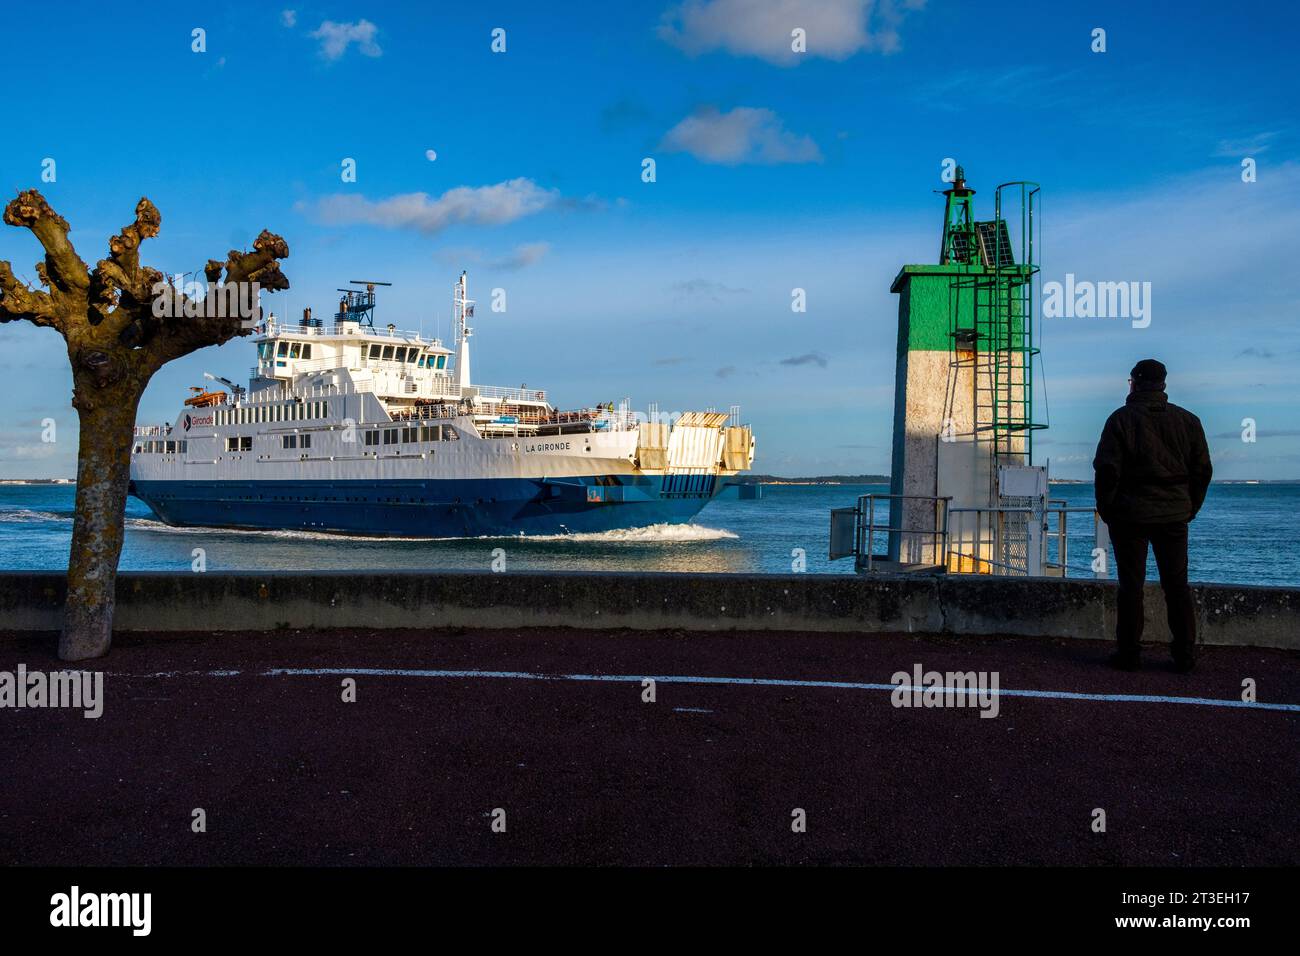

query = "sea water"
[[0, 482, 1295, 586]]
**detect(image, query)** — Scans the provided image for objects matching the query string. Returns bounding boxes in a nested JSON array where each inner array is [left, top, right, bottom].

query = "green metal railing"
[[947, 181, 1046, 465]]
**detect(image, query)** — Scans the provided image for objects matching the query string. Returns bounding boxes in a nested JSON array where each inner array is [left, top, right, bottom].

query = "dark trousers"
[[1109, 520, 1196, 661]]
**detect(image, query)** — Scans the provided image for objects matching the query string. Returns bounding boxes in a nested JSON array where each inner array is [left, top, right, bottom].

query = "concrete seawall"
[[2, 572, 1298, 650]]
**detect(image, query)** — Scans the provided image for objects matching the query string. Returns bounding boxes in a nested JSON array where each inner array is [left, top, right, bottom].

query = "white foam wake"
[[124, 517, 443, 542], [122, 516, 736, 545], [0, 508, 70, 524], [511, 523, 739, 544]]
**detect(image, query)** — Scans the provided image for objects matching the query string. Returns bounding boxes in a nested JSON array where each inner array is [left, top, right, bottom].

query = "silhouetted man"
[[1093, 359, 1212, 673]]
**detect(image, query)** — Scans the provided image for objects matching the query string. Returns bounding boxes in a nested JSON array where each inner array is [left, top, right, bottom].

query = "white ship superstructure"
[[129, 273, 755, 536]]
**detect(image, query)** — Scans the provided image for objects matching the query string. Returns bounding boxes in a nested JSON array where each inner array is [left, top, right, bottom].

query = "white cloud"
[[659, 0, 924, 66], [434, 242, 551, 269], [660, 106, 821, 165], [305, 179, 559, 235], [1213, 131, 1281, 157], [310, 19, 382, 60], [281, 9, 296, 28], [670, 278, 749, 302], [491, 242, 551, 271]]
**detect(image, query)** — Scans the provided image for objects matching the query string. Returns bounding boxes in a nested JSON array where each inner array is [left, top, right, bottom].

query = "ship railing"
[[252, 361, 384, 387], [246, 364, 546, 406], [133, 424, 168, 437], [291, 356, 350, 373], [261, 319, 432, 342], [388, 402, 464, 423], [473, 384, 548, 403], [528, 406, 636, 431], [240, 379, 378, 402], [385, 401, 631, 431], [361, 358, 453, 374]]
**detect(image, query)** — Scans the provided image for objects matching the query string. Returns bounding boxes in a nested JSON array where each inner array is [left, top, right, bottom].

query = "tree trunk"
[[60, 385, 144, 661]]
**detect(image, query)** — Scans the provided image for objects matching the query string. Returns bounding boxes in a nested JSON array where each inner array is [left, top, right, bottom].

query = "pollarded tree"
[[0, 189, 289, 660]]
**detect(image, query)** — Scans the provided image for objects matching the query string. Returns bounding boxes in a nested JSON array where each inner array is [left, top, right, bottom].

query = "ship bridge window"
[[258, 342, 272, 360], [394, 347, 407, 363], [302, 344, 312, 359], [436, 355, 447, 370], [383, 428, 398, 445], [405, 349, 417, 363], [288, 343, 301, 359], [368, 344, 381, 360], [277, 342, 289, 357], [382, 346, 394, 361], [364, 430, 379, 446]]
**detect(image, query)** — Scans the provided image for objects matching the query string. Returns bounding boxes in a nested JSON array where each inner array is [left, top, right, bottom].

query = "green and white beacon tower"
[[885, 167, 1050, 573]]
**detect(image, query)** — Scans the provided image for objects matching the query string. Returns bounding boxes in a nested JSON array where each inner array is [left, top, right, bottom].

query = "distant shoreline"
[[733, 476, 1297, 486], [3, 477, 1298, 486]]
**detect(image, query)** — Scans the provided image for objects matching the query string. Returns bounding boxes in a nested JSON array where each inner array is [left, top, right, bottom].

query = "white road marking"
[[127, 667, 1300, 713]]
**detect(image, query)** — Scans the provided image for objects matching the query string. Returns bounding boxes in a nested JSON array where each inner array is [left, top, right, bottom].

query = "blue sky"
[[0, 0, 1296, 478]]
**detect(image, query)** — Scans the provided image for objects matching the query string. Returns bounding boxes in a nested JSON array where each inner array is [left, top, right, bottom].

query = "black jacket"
[[1093, 388, 1213, 524]]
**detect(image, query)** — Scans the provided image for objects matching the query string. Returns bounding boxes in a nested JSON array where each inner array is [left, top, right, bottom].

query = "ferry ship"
[[129, 273, 755, 536]]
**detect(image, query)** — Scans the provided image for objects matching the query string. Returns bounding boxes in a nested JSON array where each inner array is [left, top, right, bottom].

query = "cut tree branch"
[[3, 190, 90, 296], [0, 187, 291, 661], [0, 259, 61, 331], [92, 198, 163, 327], [140, 229, 291, 372], [215, 230, 291, 290]]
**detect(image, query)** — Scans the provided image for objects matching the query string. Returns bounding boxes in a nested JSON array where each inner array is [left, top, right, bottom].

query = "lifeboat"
[[183, 387, 227, 408]]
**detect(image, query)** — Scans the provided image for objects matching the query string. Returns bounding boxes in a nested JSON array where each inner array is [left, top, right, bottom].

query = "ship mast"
[[453, 270, 475, 388]]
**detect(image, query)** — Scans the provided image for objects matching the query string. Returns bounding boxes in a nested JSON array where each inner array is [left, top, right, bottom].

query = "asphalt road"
[[2, 627, 1296, 866]]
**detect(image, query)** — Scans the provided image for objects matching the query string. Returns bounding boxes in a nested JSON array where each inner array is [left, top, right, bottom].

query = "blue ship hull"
[[130, 473, 720, 537]]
